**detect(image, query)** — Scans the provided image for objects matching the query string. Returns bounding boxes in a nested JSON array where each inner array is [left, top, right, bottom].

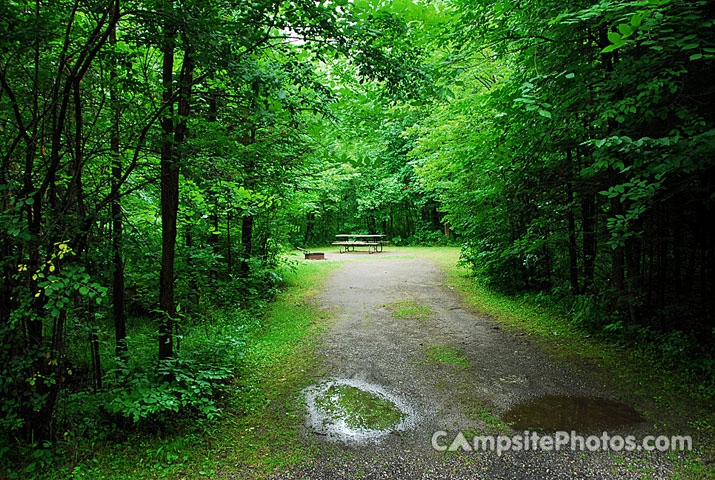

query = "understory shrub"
[[102, 358, 233, 423]]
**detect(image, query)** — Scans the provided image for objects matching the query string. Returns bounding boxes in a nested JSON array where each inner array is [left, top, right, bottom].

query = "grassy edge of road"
[[40, 258, 339, 480], [417, 246, 714, 480]]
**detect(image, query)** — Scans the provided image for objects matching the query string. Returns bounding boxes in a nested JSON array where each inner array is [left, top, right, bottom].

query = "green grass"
[[314, 384, 405, 431], [39, 258, 340, 480], [424, 345, 469, 369], [385, 299, 432, 322]]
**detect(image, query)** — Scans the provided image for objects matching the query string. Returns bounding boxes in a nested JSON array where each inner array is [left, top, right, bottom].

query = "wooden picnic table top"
[[332, 240, 380, 245], [332, 236, 385, 254], [335, 234, 385, 238]]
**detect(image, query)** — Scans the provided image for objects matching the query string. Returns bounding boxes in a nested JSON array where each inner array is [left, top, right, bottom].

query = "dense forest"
[[1, 0, 713, 474]]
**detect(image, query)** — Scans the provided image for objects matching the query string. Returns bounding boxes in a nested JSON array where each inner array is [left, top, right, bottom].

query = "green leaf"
[[617, 24, 633, 38], [630, 13, 644, 28], [79, 286, 89, 295], [689, 53, 703, 61], [538, 109, 552, 119], [607, 32, 622, 44]]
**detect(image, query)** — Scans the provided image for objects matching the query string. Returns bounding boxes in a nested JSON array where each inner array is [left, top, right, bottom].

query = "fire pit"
[[297, 247, 324, 260]]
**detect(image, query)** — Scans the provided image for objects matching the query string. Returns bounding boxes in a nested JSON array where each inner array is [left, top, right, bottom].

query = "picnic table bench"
[[332, 234, 386, 254]]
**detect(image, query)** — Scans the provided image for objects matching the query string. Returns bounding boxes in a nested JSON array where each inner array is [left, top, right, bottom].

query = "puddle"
[[502, 395, 643, 433], [304, 378, 417, 443]]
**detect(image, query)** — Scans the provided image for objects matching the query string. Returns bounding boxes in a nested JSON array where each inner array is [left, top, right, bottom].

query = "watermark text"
[[431, 430, 692, 456]]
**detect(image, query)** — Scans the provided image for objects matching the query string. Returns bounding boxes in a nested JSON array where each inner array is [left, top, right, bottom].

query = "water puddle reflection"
[[304, 378, 417, 443], [502, 395, 643, 432]]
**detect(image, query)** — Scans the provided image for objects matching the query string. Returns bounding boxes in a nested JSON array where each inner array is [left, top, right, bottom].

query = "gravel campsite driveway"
[[267, 252, 684, 479]]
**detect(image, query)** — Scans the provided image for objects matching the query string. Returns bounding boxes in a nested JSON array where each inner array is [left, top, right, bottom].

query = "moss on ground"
[[424, 345, 469, 369], [314, 384, 405, 431], [385, 300, 432, 322]]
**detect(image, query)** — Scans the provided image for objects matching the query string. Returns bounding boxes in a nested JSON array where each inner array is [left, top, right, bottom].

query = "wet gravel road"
[[264, 253, 684, 479]]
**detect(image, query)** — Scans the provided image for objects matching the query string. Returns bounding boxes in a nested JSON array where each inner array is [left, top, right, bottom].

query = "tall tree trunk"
[[672, 212, 683, 302], [89, 313, 102, 390], [609, 181, 625, 292], [185, 223, 200, 308], [209, 197, 219, 282], [227, 209, 233, 273], [207, 93, 219, 283], [655, 206, 668, 312], [22, 0, 45, 441], [305, 211, 314, 244], [158, 15, 177, 362], [625, 216, 642, 324], [600, 29, 625, 294], [159, 21, 195, 361]]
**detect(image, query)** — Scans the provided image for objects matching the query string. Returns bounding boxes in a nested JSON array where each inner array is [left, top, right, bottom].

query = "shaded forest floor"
[[39, 248, 713, 479]]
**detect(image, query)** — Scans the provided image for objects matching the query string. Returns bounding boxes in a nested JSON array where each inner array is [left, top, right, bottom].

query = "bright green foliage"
[[0, 0, 437, 462], [387, 300, 433, 321], [412, 0, 715, 348], [290, 79, 451, 245], [103, 358, 233, 423], [1, 0, 713, 473]]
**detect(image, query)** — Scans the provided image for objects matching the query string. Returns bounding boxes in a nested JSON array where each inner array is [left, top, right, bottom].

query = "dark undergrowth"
[[1, 259, 338, 480]]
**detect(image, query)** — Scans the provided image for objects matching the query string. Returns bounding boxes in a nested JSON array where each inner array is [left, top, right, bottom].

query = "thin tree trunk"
[[89, 314, 102, 390], [601, 29, 625, 294], [610, 192, 625, 292], [565, 148, 579, 295], [186, 227, 198, 306], [110, 0, 126, 357], [581, 191, 596, 293], [240, 214, 253, 278], [672, 212, 683, 302], [239, 123, 255, 278], [210, 195, 219, 281], [305, 211, 314, 244], [159, 26, 194, 361], [208, 93, 219, 283], [625, 218, 642, 324], [656, 206, 668, 312], [567, 190, 579, 295], [227, 209, 232, 273]]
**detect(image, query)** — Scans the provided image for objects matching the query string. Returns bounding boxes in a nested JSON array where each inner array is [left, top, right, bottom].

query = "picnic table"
[[332, 234, 386, 254]]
